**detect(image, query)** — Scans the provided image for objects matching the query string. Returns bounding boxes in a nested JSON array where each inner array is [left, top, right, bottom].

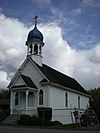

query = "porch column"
[[25, 90, 29, 113], [10, 90, 14, 114]]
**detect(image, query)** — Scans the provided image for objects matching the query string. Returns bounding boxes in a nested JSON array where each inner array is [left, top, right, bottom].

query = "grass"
[[48, 123, 76, 129], [46, 123, 100, 130]]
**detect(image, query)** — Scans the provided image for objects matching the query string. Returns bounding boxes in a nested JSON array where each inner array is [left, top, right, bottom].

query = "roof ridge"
[[42, 63, 74, 80], [22, 56, 88, 95], [39, 64, 88, 95], [20, 74, 37, 89]]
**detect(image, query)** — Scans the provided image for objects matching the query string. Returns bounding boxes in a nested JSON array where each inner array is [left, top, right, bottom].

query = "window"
[[65, 92, 68, 107], [29, 44, 33, 54], [15, 92, 19, 106], [39, 89, 43, 105], [39, 45, 41, 54], [78, 96, 80, 109], [34, 44, 38, 54]]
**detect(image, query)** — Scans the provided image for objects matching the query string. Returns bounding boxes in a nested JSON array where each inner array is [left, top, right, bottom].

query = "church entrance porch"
[[10, 90, 37, 116]]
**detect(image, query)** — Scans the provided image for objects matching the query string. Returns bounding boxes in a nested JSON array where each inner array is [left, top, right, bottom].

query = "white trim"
[[39, 82, 89, 97], [8, 57, 29, 88], [50, 83, 90, 97], [10, 87, 38, 92], [28, 57, 49, 81]]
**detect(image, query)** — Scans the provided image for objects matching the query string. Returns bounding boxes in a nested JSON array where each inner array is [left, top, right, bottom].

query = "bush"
[[18, 115, 43, 126], [0, 110, 10, 122], [20, 114, 30, 120], [30, 116, 43, 126], [18, 114, 54, 126], [18, 114, 30, 125], [52, 121, 62, 126]]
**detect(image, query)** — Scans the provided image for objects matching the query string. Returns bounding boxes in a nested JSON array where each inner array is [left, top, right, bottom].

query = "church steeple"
[[25, 16, 45, 66]]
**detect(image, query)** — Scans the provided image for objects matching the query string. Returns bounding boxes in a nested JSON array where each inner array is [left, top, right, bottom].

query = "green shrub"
[[18, 114, 54, 126], [52, 121, 62, 126], [18, 115, 43, 126], [20, 114, 30, 120], [30, 116, 43, 126], [0, 110, 10, 122], [18, 114, 31, 125]]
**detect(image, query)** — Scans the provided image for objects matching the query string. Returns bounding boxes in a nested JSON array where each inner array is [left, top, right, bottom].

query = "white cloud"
[[0, 71, 8, 89], [0, 14, 28, 88], [81, 0, 100, 7], [71, 8, 82, 16], [81, 0, 94, 6], [0, 13, 100, 90], [0, 14, 27, 59], [35, 0, 51, 6], [40, 23, 100, 89], [51, 7, 64, 19], [87, 43, 100, 64]]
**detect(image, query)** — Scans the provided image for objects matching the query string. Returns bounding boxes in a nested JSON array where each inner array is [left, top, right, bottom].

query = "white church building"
[[8, 16, 90, 124]]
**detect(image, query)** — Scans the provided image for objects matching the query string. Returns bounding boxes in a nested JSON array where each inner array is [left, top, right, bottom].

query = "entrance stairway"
[[2, 114, 19, 124]]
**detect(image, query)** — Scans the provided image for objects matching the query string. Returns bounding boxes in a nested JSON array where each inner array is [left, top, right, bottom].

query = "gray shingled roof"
[[11, 74, 37, 89], [32, 58, 88, 95], [21, 74, 37, 89]]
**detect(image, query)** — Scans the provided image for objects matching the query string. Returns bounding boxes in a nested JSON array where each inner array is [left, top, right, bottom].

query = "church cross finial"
[[34, 15, 38, 27]]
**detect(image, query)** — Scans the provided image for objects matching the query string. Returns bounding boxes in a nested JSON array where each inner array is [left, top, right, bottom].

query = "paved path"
[[0, 125, 100, 133]]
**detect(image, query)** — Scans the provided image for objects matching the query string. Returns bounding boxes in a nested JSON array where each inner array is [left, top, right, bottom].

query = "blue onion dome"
[[27, 25, 43, 42]]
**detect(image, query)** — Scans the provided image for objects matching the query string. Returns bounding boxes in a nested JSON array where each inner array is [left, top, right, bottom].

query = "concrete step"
[[2, 114, 19, 124]]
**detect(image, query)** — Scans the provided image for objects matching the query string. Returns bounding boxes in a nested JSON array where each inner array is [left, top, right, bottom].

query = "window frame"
[[78, 96, 80, 109], [39, 89, 44, 105], [15, 92, 19, 106], [65, 92, 68, 107], [34, 44, 38, 54]]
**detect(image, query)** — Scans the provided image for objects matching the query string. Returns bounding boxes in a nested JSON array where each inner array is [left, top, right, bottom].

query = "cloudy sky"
[[0, 0, 100, 90]]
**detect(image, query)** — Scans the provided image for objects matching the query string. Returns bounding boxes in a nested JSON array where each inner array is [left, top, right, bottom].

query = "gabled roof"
[[11, 74, 38, 89], [39, 78, 48, 84], [31, 58, 88, 95], [20, 74, 37, 89]]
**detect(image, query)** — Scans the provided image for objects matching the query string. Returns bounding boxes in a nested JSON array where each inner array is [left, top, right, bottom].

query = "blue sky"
[[1, 0, 100, 49], [0, 0, 100, 90]]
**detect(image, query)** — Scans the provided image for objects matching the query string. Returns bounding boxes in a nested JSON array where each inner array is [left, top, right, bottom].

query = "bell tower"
[[25, 16, 45, 66]]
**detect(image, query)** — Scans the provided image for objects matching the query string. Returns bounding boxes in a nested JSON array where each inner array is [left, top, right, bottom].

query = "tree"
[[88, 87, 100, 122], [0, 89, 10, 99]]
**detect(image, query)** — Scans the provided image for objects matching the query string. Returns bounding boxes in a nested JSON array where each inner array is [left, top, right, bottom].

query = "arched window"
[[78, 96, 80, 109], [65, 92, 68, 107], [34, 44, 38, 54], [15, 92, 18, 106], [29, 44, 33, 54], [39, 45, 41, 54], [39, 89, 43, 105]]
